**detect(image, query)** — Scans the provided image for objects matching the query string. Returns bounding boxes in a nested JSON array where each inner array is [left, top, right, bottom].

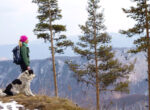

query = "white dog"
[[0, 70, 35, 97]]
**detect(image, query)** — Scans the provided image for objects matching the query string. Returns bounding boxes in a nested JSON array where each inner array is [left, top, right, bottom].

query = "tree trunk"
[[145, 0, 150, 110], [95, 50, 100, 110], [48, 0, 58, 97], [94, 43, 100, 110], [50, 26, 58, 97], [93, 9, 100, 110]]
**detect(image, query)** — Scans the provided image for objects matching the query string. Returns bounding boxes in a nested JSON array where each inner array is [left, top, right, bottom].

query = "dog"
[[0, 70, 35, 97]]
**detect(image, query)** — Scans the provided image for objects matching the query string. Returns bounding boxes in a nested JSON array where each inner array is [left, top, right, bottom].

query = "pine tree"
[[120, 0, 150, 109], [67, 0, 133, 110], [32, 0, 73, 97]]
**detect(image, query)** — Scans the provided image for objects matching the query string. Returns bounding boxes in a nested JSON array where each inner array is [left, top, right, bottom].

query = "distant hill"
[[104, 94, 148, 110], [0, 48, 148, 109], [0, 32, 136, 60]]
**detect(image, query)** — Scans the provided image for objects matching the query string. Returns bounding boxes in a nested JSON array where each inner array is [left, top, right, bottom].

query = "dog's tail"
[[0, 89, 6, 97]]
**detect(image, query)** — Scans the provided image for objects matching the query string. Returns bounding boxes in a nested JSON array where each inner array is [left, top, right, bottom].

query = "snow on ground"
[[0, 101, 24, 110]]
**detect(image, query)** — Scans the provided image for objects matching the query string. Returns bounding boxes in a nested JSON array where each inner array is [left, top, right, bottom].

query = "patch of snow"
[[114, 48, 147, 83], [0, 101, 24, 110], [57, 60, 65, 78]]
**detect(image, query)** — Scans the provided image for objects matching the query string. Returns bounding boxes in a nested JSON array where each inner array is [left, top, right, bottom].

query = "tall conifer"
[[120, 0, 150, 109], [33, 0, 73, 97], [67, 0, 133, 109]]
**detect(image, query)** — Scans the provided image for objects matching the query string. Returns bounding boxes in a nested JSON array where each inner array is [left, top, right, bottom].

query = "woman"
[[19, 35, 30, 72]]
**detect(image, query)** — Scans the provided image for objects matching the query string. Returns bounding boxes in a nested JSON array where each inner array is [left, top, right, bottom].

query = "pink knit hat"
[[20, 35, 28, 42]]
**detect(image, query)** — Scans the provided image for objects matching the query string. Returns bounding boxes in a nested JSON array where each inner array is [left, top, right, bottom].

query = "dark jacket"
[[20, 43, 30, 66]]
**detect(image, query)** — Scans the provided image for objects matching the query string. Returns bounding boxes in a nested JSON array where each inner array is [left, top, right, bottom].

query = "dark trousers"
[[20, 63, 28, 72]]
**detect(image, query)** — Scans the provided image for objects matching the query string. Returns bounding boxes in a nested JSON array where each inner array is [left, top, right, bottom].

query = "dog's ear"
[[24, 70, 29, 74], [29, 69, 34, 74]]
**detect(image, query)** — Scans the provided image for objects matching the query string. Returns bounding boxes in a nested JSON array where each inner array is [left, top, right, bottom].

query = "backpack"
[[12, 46, 22, 65]]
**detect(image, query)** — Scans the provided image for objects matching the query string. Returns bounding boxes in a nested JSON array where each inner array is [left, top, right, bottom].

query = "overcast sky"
[[0, 0, 135, 45]]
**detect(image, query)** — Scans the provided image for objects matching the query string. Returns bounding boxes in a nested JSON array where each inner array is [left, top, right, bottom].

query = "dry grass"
[[0, 94, 84, 110]]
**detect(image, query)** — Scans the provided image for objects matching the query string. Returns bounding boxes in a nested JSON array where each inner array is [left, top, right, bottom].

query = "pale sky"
[[0, 0, 135, 45]]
